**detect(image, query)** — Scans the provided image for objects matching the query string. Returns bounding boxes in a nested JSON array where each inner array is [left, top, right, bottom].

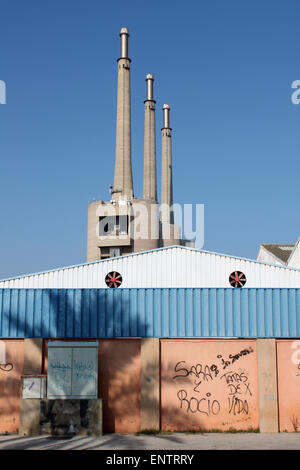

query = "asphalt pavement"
[[0, 432, 300, 450]]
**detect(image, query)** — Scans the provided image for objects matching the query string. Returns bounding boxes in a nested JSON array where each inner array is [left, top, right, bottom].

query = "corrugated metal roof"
[[1, 245, 300, 283], [1, 245, 300, 289], [1, 288, 300, 339], [261, 244, 295, 263]]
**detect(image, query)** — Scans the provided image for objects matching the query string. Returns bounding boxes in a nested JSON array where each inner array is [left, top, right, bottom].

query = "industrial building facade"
[[1, 27, 300, 438], [1, 287, 300, 435]]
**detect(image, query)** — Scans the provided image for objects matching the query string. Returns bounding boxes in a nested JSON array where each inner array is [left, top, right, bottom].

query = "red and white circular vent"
[[105, 271, 122, 288], [229, 271, 246, 288]]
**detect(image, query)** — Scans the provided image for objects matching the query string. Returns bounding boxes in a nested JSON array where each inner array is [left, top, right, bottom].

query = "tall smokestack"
[[112, 27, 133, 200], [160, 104, 174, 225], [142, 74, 157, 201]]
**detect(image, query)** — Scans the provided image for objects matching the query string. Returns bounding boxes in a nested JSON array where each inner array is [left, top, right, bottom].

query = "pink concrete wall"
[[99, 339, 141, 433], [161, 339, 259, 432], [0, 340, 24, 433], [43, 339, 141, 434], [277, 340, 300, 432]]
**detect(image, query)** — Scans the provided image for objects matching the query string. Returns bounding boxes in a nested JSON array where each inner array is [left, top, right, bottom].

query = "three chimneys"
[[86, 27, 181, 261], [111, 27, 174, 228]]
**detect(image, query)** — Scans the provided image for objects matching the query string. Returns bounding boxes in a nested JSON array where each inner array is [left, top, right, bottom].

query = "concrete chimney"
[[112, 27, 134, 200], [160, 104, 181, 246], [142, 74, 157, 201], [160, 104, 174, 225]]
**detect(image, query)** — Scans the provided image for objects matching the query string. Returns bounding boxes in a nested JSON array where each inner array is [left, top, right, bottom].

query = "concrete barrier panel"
[[277, 340, 300, 432], [0, 340, 24, 433], [99, 339, 141, 433], [161, 339, 259, 432]]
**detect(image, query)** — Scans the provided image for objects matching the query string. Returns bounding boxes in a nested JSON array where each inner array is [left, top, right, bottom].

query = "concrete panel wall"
[[0, 340, 24, 433], [43, 338, 141, 434], [277, 340, 300, 432], [140, 338, 160, 430], [99, 339, 141, 433], [5, 337, 300, 434], [160, 339, 259, 432], [256, 339, 278, 432], [132, 199, 159, 252]]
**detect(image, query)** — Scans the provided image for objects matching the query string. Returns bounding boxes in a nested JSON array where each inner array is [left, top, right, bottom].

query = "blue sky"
[[0, 0, 299, 278]]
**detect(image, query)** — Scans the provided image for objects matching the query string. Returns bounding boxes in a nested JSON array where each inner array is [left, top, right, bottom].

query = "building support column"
[[256, 339, 279, 432], [140, 338, 160, 431], [19, 338, 43, 435], [23, 338, 43, 375]]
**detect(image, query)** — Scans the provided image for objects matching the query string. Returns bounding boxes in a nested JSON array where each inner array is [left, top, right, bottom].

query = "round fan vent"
[[105, 271, 122, 288], [229, 271, 246, 288]]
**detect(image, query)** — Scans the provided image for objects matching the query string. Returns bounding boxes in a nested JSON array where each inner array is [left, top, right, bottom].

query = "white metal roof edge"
[[1, 244, 300, 283], [287, 236, 300, 266]]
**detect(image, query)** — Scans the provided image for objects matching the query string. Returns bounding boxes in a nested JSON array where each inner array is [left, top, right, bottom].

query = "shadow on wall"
[[0, 289, 147, 434], [39, 290, 144, 434], [0, 289, 260, 434], [0, 289, 194, 434], [159, 339, 260, 433], [0, 340, 24, 433]]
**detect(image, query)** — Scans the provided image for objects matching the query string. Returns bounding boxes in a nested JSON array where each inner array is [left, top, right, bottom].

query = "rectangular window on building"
[[99, 215, 128, 236], [110, 247, 121, 257]]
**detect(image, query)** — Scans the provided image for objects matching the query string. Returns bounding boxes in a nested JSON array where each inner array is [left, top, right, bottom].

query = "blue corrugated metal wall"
[[0, 288, 300, 339]]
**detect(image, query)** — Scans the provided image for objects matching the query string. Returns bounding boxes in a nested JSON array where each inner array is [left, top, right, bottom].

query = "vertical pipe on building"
[[143, 74, 157, 202], [112, 27, 134, 200]]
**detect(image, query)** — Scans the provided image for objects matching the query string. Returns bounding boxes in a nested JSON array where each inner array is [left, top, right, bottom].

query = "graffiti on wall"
[[170, 345, 256, 426], [161, 340, 258, 432], [0, 363, 13, 372], [291, 341, 300, 377], [0, 340, 13, 372]]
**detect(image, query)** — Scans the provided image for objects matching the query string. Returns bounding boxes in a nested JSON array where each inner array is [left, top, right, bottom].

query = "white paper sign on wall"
[[22, 377, 46, 399]]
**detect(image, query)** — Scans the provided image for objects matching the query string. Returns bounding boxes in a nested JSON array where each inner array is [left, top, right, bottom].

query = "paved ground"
[[0, 432, 299, 450]]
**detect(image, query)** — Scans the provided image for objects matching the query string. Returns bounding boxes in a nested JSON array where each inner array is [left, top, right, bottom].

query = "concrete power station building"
[[87, 28, 185, 263]]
